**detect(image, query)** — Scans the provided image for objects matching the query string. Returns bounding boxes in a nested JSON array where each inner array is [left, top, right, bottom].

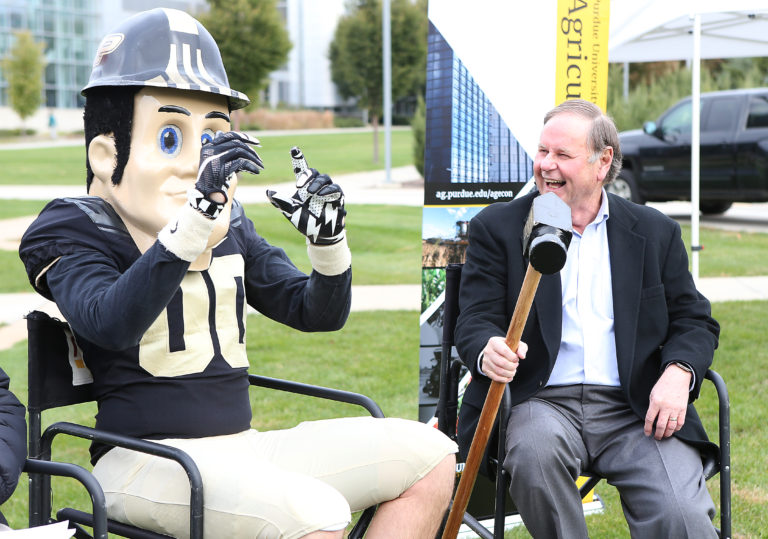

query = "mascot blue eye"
[[158, 125, 182, 157], [201, 129, 215, 146]]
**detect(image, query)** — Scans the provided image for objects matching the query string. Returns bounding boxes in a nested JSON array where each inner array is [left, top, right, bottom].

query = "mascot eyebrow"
[[158, 105, 230, 123]]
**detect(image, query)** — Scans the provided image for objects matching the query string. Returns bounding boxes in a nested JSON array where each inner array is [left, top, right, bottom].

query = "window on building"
[[45, 64, 56, 85], [45, 89, 57, 107], [10, 12, 23, 29], [43, 13, 55, 33], [278, 81, 290, 105]]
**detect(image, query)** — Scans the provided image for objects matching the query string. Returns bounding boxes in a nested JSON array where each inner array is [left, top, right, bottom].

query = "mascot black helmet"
[[82, 8, 249, 110]]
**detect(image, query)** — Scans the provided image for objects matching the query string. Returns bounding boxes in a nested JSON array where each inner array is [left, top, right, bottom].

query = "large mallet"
[[442, 192, 572, 538]]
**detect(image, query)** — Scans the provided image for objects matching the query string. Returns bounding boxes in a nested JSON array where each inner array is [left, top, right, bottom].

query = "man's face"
[[99, 87, 231, 246], [534, 112, 609, 212]]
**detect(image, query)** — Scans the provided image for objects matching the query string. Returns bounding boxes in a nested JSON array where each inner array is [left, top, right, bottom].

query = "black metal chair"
[[436, 263, 732, 539], [26, 309, 381, 539]]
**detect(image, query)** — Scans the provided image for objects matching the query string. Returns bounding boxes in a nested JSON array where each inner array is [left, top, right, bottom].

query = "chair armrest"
[[40, 422, 203, 539], [248, 374, 385, 418], [24, 458, 108, 539], [705, 369, 731, 539]]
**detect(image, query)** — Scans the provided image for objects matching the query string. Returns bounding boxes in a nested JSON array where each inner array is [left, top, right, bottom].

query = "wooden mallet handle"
[[442, 264, 542, 538]]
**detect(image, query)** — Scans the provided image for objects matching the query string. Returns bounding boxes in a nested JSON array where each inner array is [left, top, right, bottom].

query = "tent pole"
[[383, 0, 392, 184], [691, 13, 701, 285], [623, 62, 629, 102]]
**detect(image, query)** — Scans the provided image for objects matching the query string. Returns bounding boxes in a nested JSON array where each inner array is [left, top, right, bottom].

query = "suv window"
[[746, 96, 768, 128], [660, 101, 692, 137], [704, 97, 741, 132]]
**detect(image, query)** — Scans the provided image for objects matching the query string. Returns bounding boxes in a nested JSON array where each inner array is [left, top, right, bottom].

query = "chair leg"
[[347, 505, 377, 539]]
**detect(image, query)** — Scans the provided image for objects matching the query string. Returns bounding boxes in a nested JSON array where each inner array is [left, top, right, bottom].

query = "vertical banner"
[[555, 0, 611, 110], [420, 0, 611, 528], [418, 18, 532, 424]]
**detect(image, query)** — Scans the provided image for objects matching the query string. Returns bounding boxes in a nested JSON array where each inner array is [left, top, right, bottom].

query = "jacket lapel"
[[534, 272, 563, 362], [606, 196, 645, 377]]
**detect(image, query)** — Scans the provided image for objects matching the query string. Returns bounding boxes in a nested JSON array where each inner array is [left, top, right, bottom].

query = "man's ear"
[[88, 134, 117, 191], [597, 147, 613, 182]]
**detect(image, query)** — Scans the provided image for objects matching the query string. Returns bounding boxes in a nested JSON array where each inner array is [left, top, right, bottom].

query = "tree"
[[330, 0, 427, 163], [1, 30, 46, 132], [199, 0, 291, 126]]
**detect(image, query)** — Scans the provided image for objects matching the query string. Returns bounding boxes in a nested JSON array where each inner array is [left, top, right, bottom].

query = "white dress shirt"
[[547, 190, 621, 387]]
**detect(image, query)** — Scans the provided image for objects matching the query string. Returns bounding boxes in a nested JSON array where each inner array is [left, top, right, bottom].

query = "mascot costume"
[[20, 8, 455, 538]]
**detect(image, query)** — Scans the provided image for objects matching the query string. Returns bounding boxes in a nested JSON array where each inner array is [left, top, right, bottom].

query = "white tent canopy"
[[610, 1, 768, 62]]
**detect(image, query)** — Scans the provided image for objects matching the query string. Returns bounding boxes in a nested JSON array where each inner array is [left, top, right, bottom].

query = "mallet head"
[[523, 192, 573, 275]]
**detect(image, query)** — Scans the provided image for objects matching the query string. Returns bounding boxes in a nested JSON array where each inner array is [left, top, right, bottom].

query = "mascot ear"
[[88, 134, 117, 192]]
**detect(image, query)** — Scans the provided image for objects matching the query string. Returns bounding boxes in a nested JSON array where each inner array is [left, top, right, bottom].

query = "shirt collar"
[[592, 188, 610, 226]]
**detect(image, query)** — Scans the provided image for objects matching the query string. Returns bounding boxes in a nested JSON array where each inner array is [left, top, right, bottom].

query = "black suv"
[[609, 88, 768, 214]]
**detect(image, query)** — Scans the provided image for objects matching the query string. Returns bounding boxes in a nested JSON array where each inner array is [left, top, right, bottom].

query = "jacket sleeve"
[[658, 220, 720, 400], [454, 209, 514, 377], [0, 368, 26, 504], [45, 243, 190, 350]]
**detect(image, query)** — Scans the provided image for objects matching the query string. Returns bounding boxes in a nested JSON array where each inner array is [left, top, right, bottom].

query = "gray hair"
[[543, 99, 622, 184]]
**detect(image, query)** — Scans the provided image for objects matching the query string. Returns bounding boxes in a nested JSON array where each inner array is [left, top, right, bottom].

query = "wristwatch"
[[668, 361, 693, 374]]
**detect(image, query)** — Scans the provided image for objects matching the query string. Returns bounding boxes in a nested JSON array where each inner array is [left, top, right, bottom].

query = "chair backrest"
[[26, 310, 95, 415]]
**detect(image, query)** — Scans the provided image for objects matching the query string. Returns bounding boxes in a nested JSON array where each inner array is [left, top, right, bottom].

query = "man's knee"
[[504, 424, 580, 482]]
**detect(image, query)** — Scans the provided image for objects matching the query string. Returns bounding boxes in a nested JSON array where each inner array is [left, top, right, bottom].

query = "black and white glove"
[[266, 147, 346, 245], [190, 131, 264, 219], [159, 131, 263, 262]]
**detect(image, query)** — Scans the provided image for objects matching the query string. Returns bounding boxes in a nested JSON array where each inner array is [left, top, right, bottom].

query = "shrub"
[[411, 95, 425, 178], [239, 108, 334, 130], [333, 116, 365, 128]]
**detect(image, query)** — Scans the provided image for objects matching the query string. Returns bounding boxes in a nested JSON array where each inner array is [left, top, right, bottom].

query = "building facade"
[[0, 0, 99, 111], [265, 0, 349, 111], [423, 21, 532, 186], [1, 0, 348, 132]]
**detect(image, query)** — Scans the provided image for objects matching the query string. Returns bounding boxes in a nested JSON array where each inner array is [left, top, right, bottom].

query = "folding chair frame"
[[26, 310, 382, 539], [437, 263, 731, 539]]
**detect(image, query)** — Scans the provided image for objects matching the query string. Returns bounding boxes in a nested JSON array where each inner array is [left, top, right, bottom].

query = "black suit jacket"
[[455, 191, 720, 461]]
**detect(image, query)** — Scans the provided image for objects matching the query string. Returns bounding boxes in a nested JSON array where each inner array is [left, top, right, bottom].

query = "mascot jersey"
[[20, 197, 352, 463]]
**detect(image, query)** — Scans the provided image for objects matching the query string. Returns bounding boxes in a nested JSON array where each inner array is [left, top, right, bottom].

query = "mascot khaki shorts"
[[93, 416, 457, 538]]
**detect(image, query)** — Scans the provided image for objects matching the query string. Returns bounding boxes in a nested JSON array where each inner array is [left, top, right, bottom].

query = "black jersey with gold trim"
[[20, 197, 351, 463]]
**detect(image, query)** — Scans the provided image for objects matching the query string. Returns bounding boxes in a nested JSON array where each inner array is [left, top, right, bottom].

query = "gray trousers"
[[503, 385, 716, 539]]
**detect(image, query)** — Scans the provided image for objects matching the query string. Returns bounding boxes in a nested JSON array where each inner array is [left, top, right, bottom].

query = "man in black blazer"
[[455, 99, 720, 538]]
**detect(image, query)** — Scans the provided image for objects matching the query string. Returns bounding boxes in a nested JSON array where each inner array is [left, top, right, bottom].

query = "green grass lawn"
[[680, 224, 768, 277], [0, 129, 414, 187], [1, 302, 766, 536]]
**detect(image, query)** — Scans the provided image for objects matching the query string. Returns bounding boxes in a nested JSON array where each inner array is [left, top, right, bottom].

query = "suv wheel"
[[700, 201, 733, 215], [607, 171, 643, 204]]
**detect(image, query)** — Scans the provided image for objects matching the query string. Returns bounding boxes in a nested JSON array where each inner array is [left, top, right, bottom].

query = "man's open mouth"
[[544, 179, 565, 188]]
